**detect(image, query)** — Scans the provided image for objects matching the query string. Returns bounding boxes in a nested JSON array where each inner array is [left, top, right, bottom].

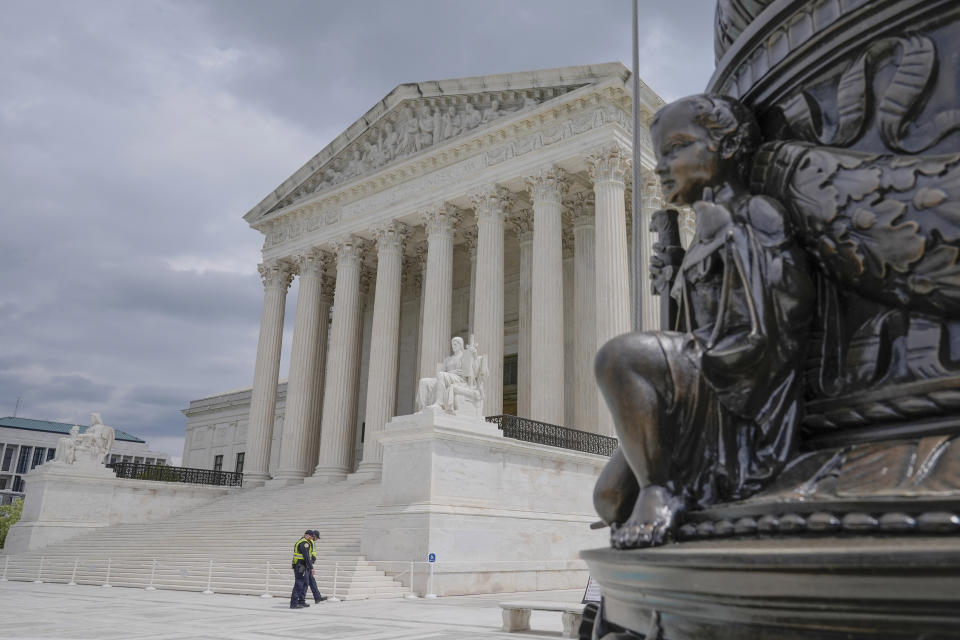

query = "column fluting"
[[418, 204, 459, 380], [469, 184, 509, 416], [589, 144, 631, 437], [244, 259, 294, 486], [272, 251, 331, 484], [357, 222, 407, 474], [527, 167, 568, 426], [571, 193, 599, 432], [511, 211, 534, 418], [313, 237, 367, 481], [305, 272, 334, 474]]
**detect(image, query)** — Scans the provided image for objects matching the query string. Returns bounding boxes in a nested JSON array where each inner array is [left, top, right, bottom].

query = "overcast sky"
[[0, 0, 715, 463]]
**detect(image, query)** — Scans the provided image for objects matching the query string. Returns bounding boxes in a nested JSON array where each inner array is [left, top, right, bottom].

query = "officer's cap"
[[304, 530, 313, 536], [310, 530, 320, 537]]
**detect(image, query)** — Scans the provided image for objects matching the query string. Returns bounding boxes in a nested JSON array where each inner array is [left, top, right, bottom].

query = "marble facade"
[[193, 63, 692, 487]]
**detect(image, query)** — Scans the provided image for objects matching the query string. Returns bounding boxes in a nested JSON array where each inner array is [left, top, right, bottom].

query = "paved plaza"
[[0, 580, 583, 639]]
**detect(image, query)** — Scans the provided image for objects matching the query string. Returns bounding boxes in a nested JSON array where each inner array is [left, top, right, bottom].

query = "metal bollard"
[[102, 557, 112, 587], [68, 558, 79, 586], [328, 562, 341, 602], [33, 556, 44, 583], [145, 559, 157, 591], [202, 559, 214, 594], [260, 560, 272, 598]]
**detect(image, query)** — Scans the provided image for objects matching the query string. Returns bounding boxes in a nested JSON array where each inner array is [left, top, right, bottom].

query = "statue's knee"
[[595, 332, 663, 388]]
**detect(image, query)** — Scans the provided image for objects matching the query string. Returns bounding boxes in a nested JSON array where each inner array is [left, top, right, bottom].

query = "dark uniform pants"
[[308, 572, 322, 601], [290, 565, 309, 607]]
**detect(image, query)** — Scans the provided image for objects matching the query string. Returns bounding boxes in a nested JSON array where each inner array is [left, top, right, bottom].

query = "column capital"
[[567, 191, 596, 228], [562, 226, 575, 258], [510, 207, 534, 242], [461, 227, 478, 257], [526, 166, 569, 203], [372, 221, 408, 255], [258, 259, 295, 290], [587, 144, 631, 184], [468, 184, 512, 221], [295, 250, 332, 280], [332, 235, 368, 267], [421, 202, 462, 237]]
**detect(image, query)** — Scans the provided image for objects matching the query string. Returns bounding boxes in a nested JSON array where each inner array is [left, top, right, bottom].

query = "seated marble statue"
[[54, 413, 116, 467], [53, 424, 81, 464], [592, 94, 815, 548], [416, 336, 489, 417]]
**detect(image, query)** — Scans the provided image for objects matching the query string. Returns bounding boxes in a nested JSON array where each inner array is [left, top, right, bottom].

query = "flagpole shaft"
[[631, 0, 644, 331]]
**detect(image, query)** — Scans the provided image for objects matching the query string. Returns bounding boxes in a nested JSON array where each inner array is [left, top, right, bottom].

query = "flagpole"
[[631, 0, 643, 331]]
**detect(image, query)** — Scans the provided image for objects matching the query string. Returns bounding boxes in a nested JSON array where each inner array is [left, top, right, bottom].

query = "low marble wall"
[[5, 463, 235, 553], [363, 412, 608, 596]]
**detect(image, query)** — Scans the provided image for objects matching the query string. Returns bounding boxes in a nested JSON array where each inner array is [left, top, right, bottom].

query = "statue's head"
[[90, 412, 103, 426], [451, 336, 464, 353], [384, 121, 394, 133], [651, 94, 760, 205], [70, 424, 80, 436]]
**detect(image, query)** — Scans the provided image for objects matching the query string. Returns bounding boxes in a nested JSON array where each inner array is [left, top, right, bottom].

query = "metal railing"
[[107, 462, 242, 487], [485, 415, 618, 456]]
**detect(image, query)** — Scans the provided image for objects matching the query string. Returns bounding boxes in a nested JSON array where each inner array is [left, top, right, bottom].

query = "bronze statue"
[[593, 94, 815, 548]]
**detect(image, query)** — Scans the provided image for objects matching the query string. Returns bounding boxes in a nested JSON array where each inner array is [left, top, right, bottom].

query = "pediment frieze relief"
[[267, 86, 586, 215]]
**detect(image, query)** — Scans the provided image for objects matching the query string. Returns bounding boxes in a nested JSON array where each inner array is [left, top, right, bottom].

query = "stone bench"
[[499, 601, 586, 637]]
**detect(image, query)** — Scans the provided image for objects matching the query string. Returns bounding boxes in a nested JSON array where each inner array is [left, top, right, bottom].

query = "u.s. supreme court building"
[[183, 63, 691, 483]]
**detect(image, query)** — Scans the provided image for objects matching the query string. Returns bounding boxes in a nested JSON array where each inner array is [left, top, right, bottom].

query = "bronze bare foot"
[[610, 485, 683, 549]]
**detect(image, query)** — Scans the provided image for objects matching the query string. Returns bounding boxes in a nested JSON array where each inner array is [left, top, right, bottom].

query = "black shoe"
[[316, 596, 327, 603], [290, 604, 303, 609], [298, 602, 310, 607]]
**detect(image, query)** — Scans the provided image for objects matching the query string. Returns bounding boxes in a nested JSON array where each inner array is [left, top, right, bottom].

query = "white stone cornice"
[[586, 143, 631, 184], [258, 259, 295, 290], [526, 166, 569, 203]]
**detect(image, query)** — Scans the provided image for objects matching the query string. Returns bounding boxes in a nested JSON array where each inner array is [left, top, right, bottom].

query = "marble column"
[[527, 167, 568, 426], [571, 193, 598, 432], [588, 144, 631, 437], [469, 184, 509, 417], [418, 204, 460, 380], [357, 222, 407, 476], [640, 170, 665, 331], [463, 227, 477, 336], [244, 259, 294, 487], [313, 237, 366, 481], [305, 273, 334, 474], [272, 251, 332, 485], [512, 210, 534, 418]]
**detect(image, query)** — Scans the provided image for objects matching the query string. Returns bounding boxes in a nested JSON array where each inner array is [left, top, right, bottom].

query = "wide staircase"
[[0, 479, 408, 600]]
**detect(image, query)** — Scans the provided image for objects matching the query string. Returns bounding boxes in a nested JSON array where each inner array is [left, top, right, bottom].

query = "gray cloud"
[[0, 0, 715, 460]]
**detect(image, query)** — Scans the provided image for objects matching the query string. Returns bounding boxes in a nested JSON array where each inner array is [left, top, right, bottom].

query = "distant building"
[[0, 416, 169, 504]]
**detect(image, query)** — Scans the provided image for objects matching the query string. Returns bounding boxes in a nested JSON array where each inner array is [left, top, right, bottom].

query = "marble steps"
[[0, 477, 408, 599]]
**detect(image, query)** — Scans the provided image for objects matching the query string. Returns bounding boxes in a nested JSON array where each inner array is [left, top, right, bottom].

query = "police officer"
[[307, 529, 327, 603], [290, 530, 314, 609]]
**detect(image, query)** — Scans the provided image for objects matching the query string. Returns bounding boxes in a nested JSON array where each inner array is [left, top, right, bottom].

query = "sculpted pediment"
[[245, 63, 635, 223]]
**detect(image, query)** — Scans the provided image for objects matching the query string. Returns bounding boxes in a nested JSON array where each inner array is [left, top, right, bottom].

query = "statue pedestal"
[[360, 410, 608, 595], [582, 537, 960, 639], [5, 462, 236, 553]]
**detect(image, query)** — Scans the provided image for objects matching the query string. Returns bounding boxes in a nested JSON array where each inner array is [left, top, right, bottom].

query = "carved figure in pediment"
[[593, 94, 815, 549], [462, 103, 481, 131], [399, 106, 419, 155], [417, 105, 435, 149], [344, 148, 366, 178], [361, 138, 383, 168], [380, 121, 399, 161], [440, 106, 461, 141], [482, 98, 505, 123]]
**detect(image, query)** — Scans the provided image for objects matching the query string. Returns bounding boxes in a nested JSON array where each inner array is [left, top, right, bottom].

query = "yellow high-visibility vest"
[[292, 537, 309, 564], [309, 539, 317, 561]]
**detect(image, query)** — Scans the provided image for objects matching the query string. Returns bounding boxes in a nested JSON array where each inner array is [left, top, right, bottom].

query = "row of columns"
[[244, 144, 648, 486]]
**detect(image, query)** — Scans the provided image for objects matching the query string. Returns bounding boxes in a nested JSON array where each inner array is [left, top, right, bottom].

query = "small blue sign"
[[428, 553, 436, 563]]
